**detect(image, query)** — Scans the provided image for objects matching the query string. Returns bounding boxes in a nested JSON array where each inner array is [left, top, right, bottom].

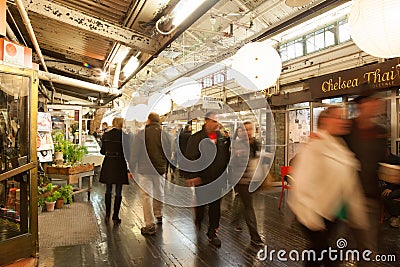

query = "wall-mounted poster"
[[37, 112, 52, 132]]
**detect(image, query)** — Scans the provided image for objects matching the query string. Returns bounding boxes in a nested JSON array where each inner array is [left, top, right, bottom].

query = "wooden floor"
[[37, 173, 400, 267]]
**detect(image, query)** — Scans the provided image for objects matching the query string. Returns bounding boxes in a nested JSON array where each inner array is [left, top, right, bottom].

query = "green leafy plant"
[[66, 144, 88, 164], [58, 185, 73, 204], [52, 131, 88, 165], [45, 190, 60, 203], [38, 183, 60, 204], [53, 131, 66, 152]]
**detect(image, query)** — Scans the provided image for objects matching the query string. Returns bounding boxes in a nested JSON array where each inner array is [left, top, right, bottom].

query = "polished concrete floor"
[[37, 173, 400, 267]]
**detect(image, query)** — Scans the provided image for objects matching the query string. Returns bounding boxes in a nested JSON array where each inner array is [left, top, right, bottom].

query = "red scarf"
[[207, 132, 217, 144]]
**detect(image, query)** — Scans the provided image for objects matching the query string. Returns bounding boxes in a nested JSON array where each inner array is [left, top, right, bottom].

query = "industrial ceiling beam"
[[119, 0, 220, 89], [22, 0, 160, 54], [44, 57, 101, 80]]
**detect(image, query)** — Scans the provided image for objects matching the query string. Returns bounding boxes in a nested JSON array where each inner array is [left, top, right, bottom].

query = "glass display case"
[[82, 135, 104, 167], [0, 65, 38, 265], [47, 105, 83, 145]]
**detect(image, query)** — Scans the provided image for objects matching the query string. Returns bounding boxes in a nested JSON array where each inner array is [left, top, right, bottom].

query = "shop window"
[[306, 25, 335, 54], [202, 77, 213, 88], [279, 17, 349, 62], [0, 73, 31, 241], [213, 73, 225, 84], [279, 38, 303, 62], [338, 19, 351, 43], [322, 97, 343, 104], [288, 108, 310, 161]]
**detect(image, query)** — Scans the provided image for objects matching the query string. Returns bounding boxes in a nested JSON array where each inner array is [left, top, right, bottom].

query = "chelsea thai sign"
[[309, 58, 400, 98]]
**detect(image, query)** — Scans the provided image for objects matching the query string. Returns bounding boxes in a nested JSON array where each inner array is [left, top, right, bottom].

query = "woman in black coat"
[[100, 117, 130, 224]]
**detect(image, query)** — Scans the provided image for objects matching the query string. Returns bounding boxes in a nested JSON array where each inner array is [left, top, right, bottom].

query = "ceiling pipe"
[[15, 0, 48, 73], [38, 71, 122, 96], [6, 23, 19, 43], [7, 19, 52, 100], [14, 0, 58, 102]]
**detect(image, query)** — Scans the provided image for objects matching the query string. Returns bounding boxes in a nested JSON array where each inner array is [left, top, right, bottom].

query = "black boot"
[[112, 196, 122, 225], [105, 193, 112, 223]]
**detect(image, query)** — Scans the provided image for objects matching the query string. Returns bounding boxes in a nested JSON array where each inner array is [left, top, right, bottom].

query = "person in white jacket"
[[288, 106, 369, 266]]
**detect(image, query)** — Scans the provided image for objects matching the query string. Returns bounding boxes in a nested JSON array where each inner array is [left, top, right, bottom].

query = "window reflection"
[[0, 72, 31, 241]]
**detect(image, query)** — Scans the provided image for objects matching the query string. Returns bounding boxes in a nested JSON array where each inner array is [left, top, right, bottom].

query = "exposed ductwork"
[[14, 0, 121, 100], [14, 0, 48, 73], [38, 71, 121, 96]]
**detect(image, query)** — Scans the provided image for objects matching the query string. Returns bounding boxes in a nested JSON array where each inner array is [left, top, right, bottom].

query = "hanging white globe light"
[[231, 42, 282, 91], [121, 105, 135, 121], [148, 93, 172, 115], [169, 77, 202, 107], [132, 104, 149, 122], [348, 0, 400, 58]]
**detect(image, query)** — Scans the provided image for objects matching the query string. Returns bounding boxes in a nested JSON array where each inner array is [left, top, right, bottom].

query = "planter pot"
[[55, 198, 64, 209], [45, 201, 56, 212], [46, 164, 94, 175]]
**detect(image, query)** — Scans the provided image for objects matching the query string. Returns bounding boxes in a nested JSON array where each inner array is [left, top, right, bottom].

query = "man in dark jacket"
[[344, 92, 387, 256], [185, 111, 230, 248], [129, 112, 171, 235]]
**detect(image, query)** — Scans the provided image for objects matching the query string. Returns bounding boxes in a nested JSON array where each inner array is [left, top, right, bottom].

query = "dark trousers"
[[234, 184, 261, 241], [382, 189, 400, 217], [300, 219, 337, 267], [106, 183, 123, 196], [195, 198, 221, 234]]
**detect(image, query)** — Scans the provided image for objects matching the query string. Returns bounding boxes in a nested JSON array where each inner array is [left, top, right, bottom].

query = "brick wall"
[[90, 108, 106, 134]]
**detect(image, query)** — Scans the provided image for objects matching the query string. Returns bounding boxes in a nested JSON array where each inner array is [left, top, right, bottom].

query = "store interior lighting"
[[156, 0, 207, 35], [122, 55, 140, 77]]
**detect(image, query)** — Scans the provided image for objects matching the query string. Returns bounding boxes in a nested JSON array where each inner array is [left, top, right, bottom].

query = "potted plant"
[[53, 191, 64, 209], [58, 185, 73, 205], [38, 185, 47, 212], [53, 131, 66, 165], [44, 194, 58, 212], [38, 195, 44, 213], [41, 183, 59, 211], [66, 144, 88, 165]]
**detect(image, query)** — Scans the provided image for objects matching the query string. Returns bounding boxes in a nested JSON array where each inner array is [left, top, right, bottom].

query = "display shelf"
[[82, 135, 103, 166]]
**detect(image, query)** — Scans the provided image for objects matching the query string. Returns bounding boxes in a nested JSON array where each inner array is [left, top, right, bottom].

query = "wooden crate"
[[46, 164, 94, 175]]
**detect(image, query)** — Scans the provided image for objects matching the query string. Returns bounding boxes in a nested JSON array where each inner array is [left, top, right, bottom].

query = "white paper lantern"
[[121, 105, 135, 121], [349, 0, 400, 58], [231, 42, 282, 91], [148, 93, 172, 115], [132, 104, 149, 122], [169, 77, 202, 107]]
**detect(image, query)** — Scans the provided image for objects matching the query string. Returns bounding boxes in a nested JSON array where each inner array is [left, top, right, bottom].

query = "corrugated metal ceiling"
[[4, 0, 347, 106]]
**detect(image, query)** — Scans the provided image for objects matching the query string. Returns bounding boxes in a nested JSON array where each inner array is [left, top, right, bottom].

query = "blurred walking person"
[[289, 106, 369, 266], [344, 90, 387, 255], [129, 112, 171, 235], [100, 117, 132, 225], [229, 122, 263, 247], [184, 111, 230, 248], [176, 123, 192, 178]]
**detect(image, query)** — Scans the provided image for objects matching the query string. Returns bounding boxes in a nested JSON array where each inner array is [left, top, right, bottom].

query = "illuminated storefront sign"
[[309, 58, 400, 98]]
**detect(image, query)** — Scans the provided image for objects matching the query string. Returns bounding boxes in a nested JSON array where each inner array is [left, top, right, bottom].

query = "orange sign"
[[0, 0, 5, 37], [0, 38, 32, 68]]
